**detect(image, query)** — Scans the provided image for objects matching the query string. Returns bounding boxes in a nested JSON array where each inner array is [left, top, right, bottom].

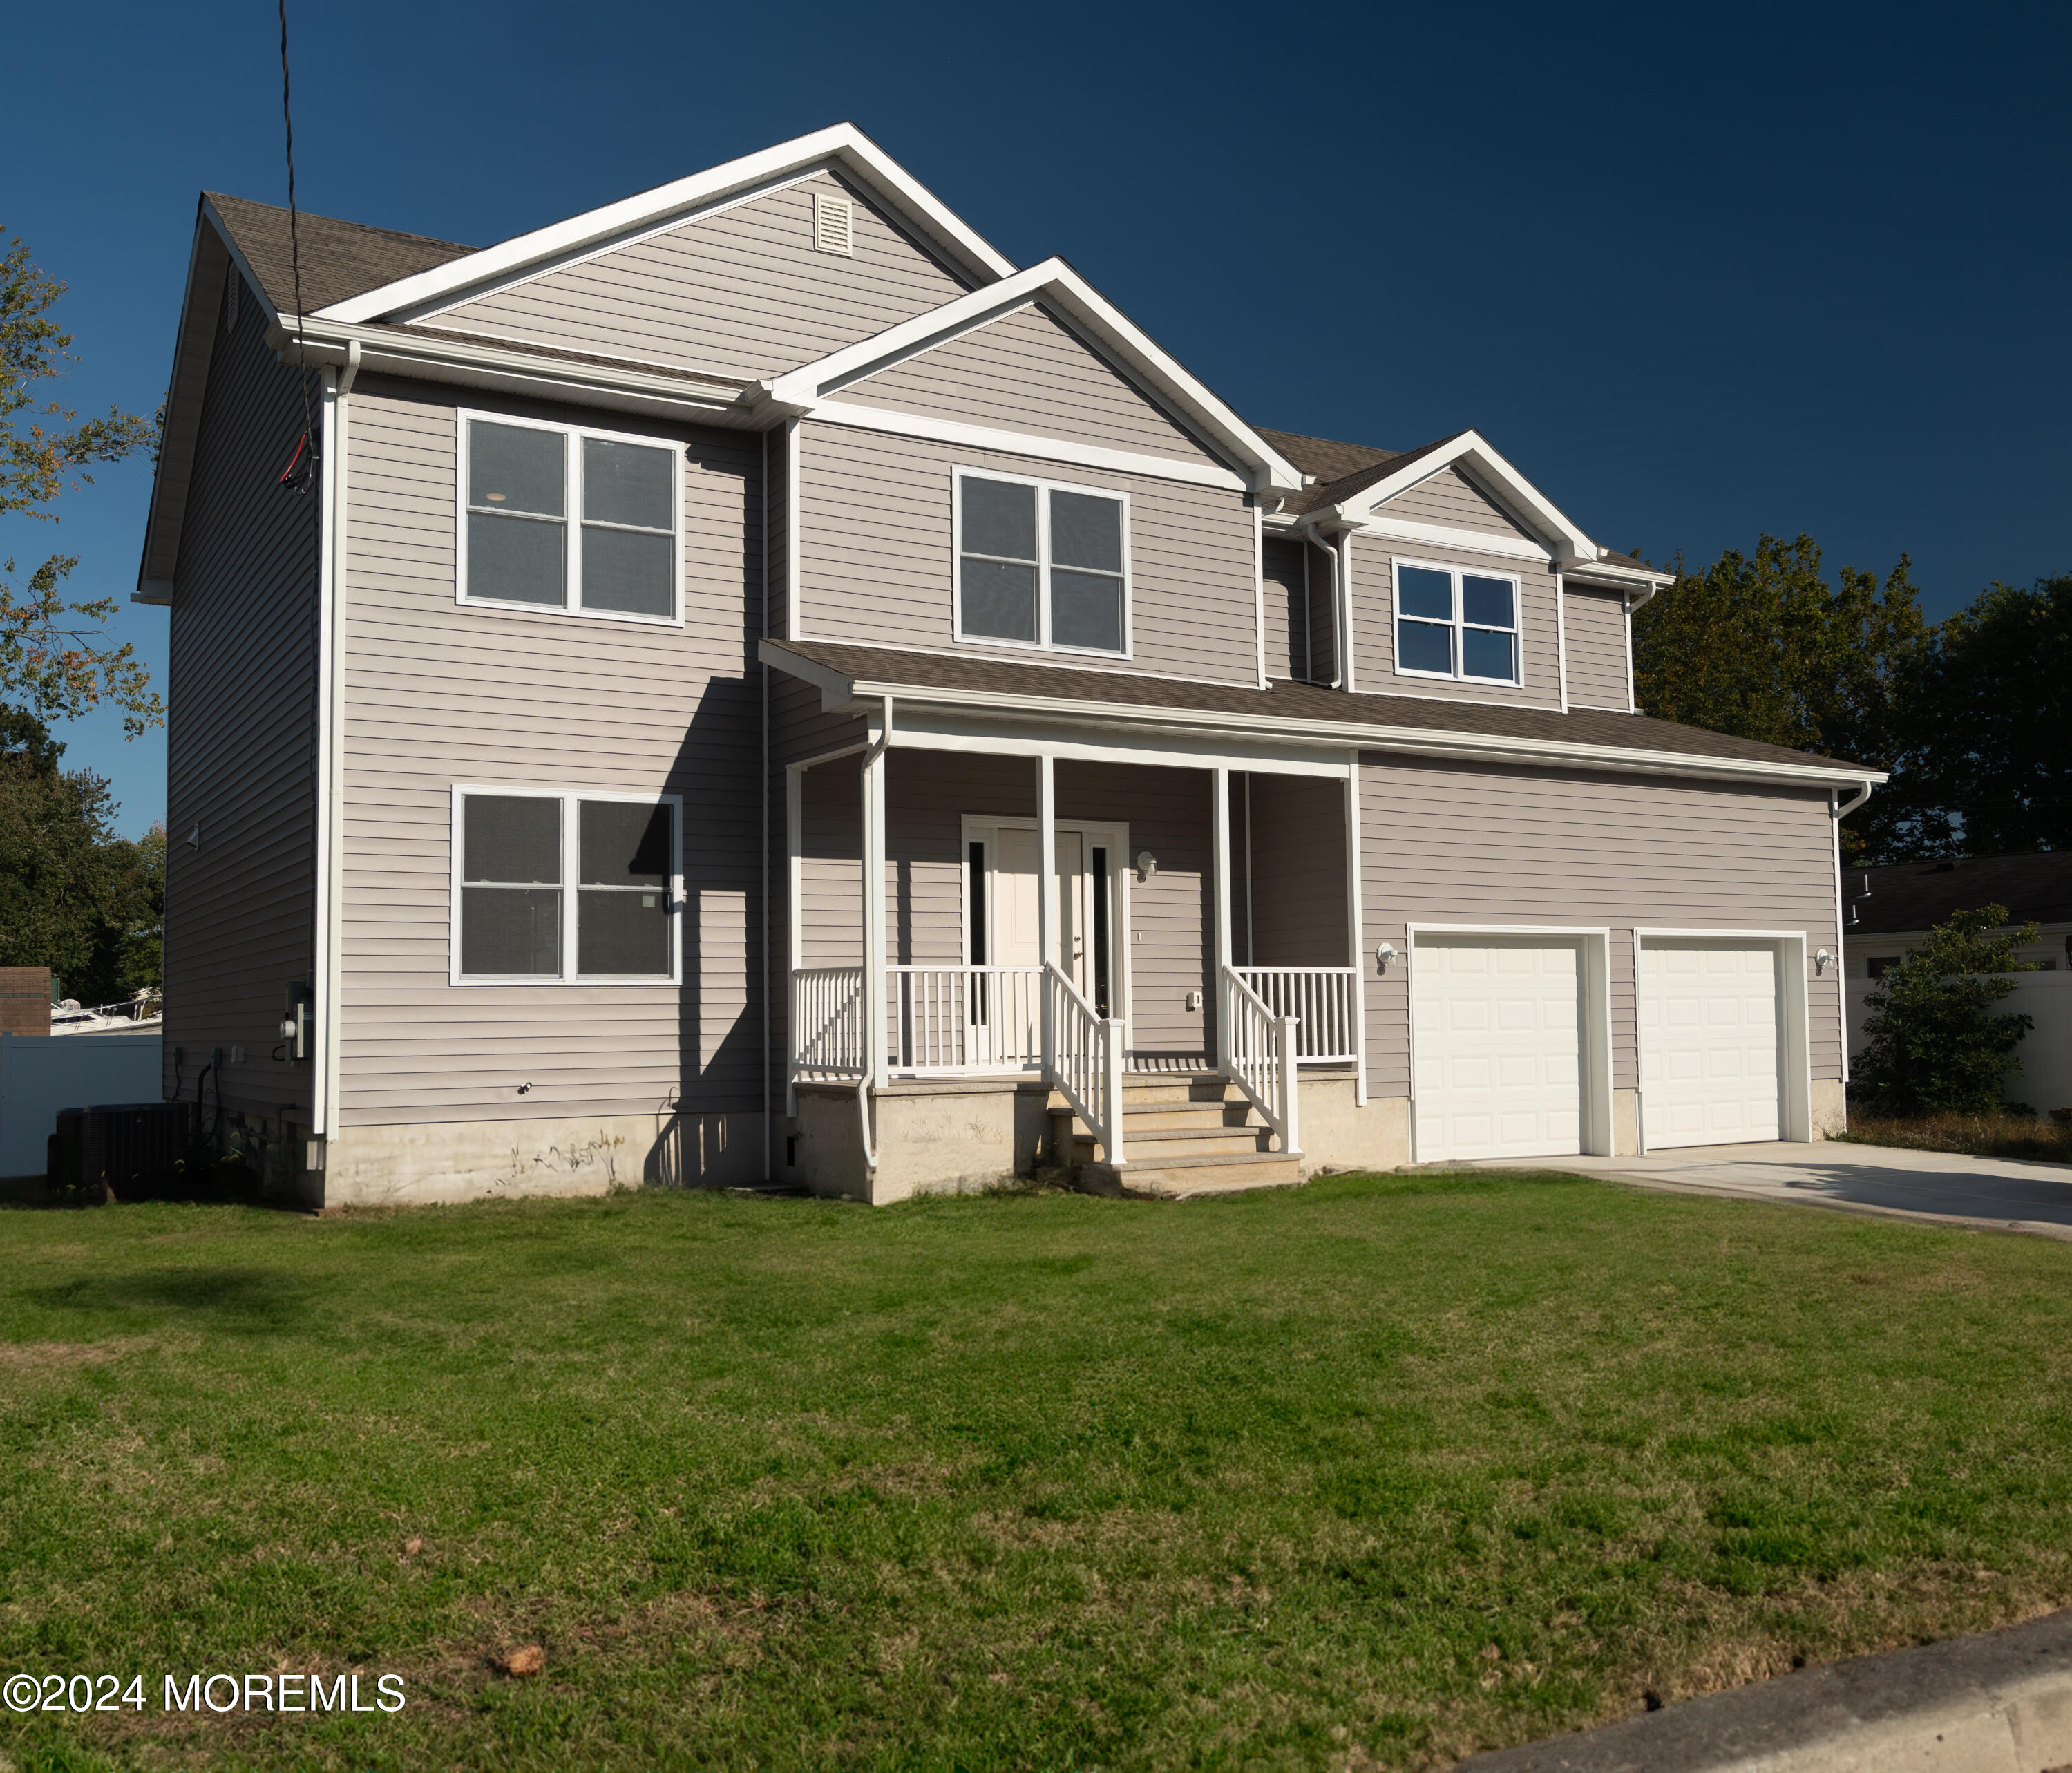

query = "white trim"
[[1345, 751, 1367, 1106], [951, 465, 1132, 660], [762, 257, 1303, 495], [1349, 512, 1552, 564], [454, 408, 685, 627], [886, 708, 1349, 780], [448, 786, 685, 987], [1389, 556, 1525, 688], [1555, 573, 1571, 712], [786, 418, 803, 642], [1253, 504, 1267, 690], [312, 367, 342, 1138], [1407, 923, 1617, 1159], [1335, 431, 1597, 565], [1212, 768, 1233, 1070], [785, 763, 804, 1115], [1634, 928, 1814, 1144], [1338, 529, 1356, 694], [809, 399, 1249, 492], [1624, 599, 1637, 714], [314, 125, 1017, 324], [962, 813, 1130, 1025], [759, 638, 1889, 792], [1830, 790, 1848, 1085], [863, 705, 890, 1090]]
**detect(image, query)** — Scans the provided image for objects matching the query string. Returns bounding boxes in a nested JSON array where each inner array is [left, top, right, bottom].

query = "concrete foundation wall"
[[790, 1078, 1049, 1205], [1296, 1076, 1412, 1174], [1812, 1077, 1847, 1139], [317, 1110, 763, 1206]]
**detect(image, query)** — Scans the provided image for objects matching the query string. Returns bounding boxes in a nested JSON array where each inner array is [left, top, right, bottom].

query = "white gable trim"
[[1338, 431, 1597, 566], [312, 124, 1017, 325], [761, 258, 1306, 497]]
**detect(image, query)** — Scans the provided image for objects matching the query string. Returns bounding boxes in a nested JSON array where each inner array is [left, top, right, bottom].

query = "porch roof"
[[759, 638, 1885, 790]]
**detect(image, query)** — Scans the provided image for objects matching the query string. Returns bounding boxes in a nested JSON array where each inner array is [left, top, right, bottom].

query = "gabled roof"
[[1850, 851, 2072, 937], [761, 638, 1883, 789], [759, 258, 1306, 497], [204, 193, 475, 319], [312, 123, 1016, 326]]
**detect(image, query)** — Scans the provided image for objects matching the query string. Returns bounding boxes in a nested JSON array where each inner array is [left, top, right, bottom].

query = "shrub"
[[1852, 904, 2040, 1115]]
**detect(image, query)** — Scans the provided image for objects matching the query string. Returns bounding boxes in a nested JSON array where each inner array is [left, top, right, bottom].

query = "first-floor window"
[[956, 469, 1129, 654], [456, 790, 680, 982], [1394, 560, 1522, 684]]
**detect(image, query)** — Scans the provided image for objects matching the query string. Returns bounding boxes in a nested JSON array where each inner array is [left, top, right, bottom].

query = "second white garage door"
[[1412, 936, 1584, 1162], [1638, 940, 1782, 1148]]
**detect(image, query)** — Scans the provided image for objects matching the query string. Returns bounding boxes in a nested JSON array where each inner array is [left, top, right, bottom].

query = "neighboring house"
[[1842, 851, 2072, 1115], [134, 124, 1883, 1207]]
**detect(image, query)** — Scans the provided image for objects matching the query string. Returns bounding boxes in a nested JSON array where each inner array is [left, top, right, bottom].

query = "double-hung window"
[[460, 413, 681, 623], [1394, 560, 1522, 685], [956, 470, 1129, 655], [455, 789, 681, 983]]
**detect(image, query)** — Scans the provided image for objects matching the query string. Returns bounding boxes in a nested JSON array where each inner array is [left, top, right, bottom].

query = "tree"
[[1850, 905, 2040, 1116], [1, 229, 161, 734], [1631, 534, 1938, 862], [1901, 575, 2072, 855], [0, 710, 160, 1003]]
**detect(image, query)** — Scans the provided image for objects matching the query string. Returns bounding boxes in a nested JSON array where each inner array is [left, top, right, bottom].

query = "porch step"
[[1070, 1125, 1270, 1162], [1077, 1149, 1306, 1198]]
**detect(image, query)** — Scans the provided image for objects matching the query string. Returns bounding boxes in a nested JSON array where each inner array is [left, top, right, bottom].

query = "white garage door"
[[1412, 936, 1584, 1162], [1639, 940, 1781, 1148]]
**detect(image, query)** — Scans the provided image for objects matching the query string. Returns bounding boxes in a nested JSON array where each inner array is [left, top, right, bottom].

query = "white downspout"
[[1829, 781, 1874, 1089], [857, 694, 893, 1173], [1300, 517, 1347, 690], [313, 338, 359, 1161]]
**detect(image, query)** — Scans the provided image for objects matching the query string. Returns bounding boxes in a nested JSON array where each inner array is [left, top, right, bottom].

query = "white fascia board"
[[807, 401, 1248, 492], [763, 258, 1306, 496], [312, 124, 1016, 325], [1346, 513, 1552, 564], [1338, 430, 1596, 564], [754, 642, 1889, 793], [1563, 558, 1675, 592], [264, 319, 745, 419]]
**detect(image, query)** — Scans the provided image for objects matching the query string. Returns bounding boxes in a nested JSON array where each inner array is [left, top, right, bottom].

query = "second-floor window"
[[1394, 560, 1522, 685], [459, 414, 681, 625], [956, 469, 1129, 656]]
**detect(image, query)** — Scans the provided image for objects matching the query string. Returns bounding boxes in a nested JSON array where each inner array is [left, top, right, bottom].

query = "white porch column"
[[786, 763, 804, 1114], [1212, 766, 1233, 1071], [862, 708, 890, 1090], [1037, 752, 1056, 1074], [1344, 748, 1367, 1106]]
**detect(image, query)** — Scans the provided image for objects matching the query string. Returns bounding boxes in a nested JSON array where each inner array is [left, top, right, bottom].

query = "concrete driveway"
[[1477, 1141, 2072, 1240]]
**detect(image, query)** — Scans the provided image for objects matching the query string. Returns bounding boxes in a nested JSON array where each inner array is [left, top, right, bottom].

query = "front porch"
[[779, 705, 1371, 1202]]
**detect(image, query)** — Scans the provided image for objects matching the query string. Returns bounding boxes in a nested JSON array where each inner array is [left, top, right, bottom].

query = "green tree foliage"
[[1631, 535, 1936, 862], [1, 229, 161, 734], [0, 710, 162, 1002], [1852, 905, 2040, 1115], [1901, 575, 2072, 855]]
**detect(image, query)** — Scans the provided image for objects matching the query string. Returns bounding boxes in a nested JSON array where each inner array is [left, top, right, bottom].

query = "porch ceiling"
[[759, 638, 1885, 790]]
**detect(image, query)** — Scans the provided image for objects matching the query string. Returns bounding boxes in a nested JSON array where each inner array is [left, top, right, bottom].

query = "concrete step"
[[1070, 1126, 1271, 1161], [1077, 1149, 1304, 1199]]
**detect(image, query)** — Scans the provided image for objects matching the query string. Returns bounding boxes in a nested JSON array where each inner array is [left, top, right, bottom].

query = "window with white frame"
[[1394, 560, 1522, 684], [956, 470, 1128, 655], [460, 415, 681, 623], [455, 790, 681, 983]]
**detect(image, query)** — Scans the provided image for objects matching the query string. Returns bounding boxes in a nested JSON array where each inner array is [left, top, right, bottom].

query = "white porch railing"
[[1047, 962, 1126, 1165], [1233, 966, 1359, 1063], [1222, 964, 1301, 1154], [891, 965, 1043, 1073], [791, 966, 865, 1081]]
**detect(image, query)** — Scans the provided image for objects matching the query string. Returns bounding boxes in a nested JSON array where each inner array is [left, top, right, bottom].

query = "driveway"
[[1477, 1141, 2072, 1240]]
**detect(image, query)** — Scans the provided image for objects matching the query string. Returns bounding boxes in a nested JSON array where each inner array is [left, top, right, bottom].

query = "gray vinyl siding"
[[798, 421, 1260, 685], [1562, 582, 1631, 711], [334, 376, 763, 1132], [766, 426, 790, 642], [826, 302, 1226, 467], [1245, 775, 1349, 967], [1306, 540, 1339, 686], [1357, 757, 1843, 1097], [161, 266, 321, 1123], [1349, 533, 1562, 708], [1261, 537, 1309, 681], [430, 170, 973, 382], [1376, 464, 1534, 540]]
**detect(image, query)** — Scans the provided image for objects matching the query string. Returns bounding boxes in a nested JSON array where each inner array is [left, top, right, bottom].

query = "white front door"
[[1639, 940, 1781, 1148], [1412, 935, 1585, 1162], [993, 826, 1087, 988]]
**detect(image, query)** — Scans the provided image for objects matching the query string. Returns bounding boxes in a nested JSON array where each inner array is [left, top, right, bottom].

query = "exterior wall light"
[[1137, 851, 1157, 880], [1376, 942, 1398, 974], [1814, 948, 1834, 974]]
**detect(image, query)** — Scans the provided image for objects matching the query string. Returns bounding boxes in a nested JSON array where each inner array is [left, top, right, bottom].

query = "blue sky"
[[9, 0, 2069, 835]]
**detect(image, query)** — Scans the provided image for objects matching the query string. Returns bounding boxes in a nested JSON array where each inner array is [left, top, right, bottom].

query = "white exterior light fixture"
[[1376, 942, 1398, 973]]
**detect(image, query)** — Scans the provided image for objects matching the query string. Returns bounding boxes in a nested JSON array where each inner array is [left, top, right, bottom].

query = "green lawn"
[[3, 1173, 2071, 1773]]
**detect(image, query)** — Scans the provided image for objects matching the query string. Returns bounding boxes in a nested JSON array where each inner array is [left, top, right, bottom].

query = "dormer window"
[[1394, 560, 1521, 685], [955, 468, 1130, 656]]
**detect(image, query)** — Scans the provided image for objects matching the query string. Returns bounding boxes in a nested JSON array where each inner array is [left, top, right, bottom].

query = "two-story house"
[[135, 125, 1883, 1206]]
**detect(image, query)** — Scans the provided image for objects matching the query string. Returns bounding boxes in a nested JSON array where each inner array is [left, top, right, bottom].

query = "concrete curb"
[[1456, 1607, 2072, 1772]]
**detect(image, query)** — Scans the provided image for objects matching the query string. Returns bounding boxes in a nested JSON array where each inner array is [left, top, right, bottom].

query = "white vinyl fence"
[[0, 1032, 164, 1178], [1846, 973, 2072, 1115]]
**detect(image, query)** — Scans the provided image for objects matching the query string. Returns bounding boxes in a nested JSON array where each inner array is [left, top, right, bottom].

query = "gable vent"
[[813, 193, 855, 257]]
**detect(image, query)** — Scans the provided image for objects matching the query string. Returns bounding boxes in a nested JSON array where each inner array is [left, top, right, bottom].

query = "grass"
[[2, 1173, 2071, 1772], [1836, 1109, 2072, 1165]]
